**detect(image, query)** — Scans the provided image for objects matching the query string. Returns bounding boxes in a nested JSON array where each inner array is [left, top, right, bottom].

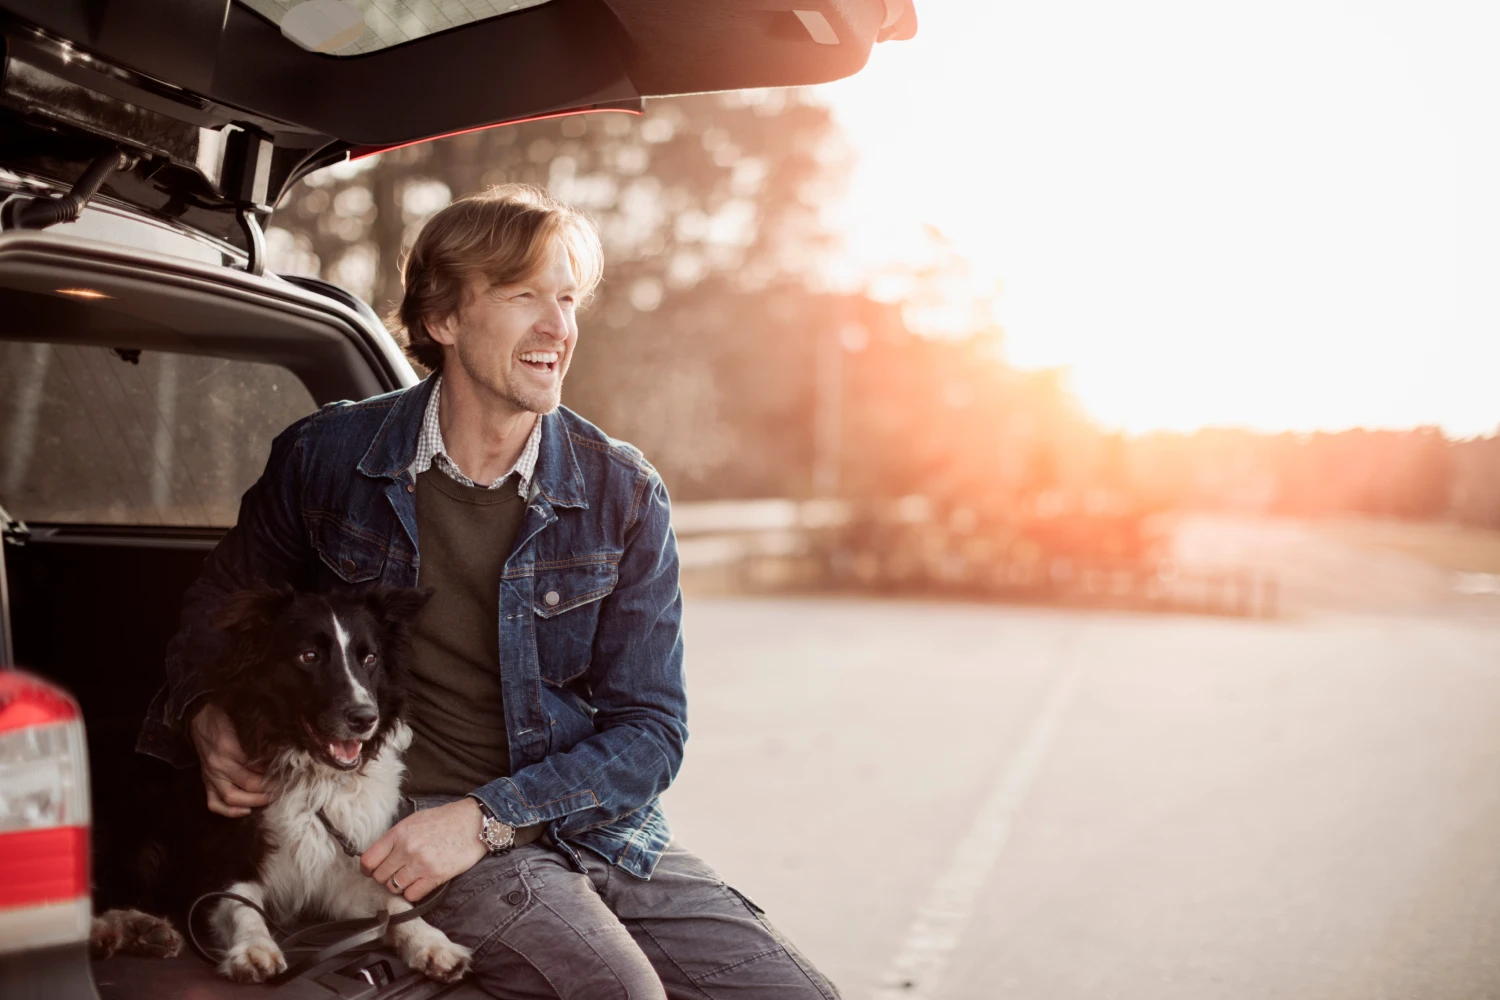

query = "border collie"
[[91, 583, 471, 985]]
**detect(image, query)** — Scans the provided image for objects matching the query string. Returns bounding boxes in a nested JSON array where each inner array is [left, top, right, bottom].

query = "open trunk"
[[0, 221, 464, 997], [1, 0, 915, 259]]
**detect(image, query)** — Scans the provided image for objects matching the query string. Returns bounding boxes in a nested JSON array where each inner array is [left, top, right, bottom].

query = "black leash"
[[186, 885, 450, 984], [186, 811, 448, 985], [317, 807, 363, 858]]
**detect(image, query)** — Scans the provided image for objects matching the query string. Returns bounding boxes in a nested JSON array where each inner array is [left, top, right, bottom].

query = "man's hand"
[[189, 702, 271, 817], [361, 798, 490, 902]]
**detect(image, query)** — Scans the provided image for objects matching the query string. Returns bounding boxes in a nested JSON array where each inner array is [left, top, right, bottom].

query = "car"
[[0, 2, 915, 997]]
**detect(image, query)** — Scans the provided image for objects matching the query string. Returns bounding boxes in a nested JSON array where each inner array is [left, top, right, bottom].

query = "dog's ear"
[[365, 586, 433, 633], [212, 581, 295, 634]]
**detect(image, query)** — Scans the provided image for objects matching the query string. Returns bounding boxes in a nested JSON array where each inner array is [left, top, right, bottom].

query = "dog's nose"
[[345, 706, 377, 731]]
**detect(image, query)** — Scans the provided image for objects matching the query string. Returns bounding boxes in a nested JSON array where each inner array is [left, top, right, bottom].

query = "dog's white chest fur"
[[209, 719, 471, 984], [258, 721, 412, 922]]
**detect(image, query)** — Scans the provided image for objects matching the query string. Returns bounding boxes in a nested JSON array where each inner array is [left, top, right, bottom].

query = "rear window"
[[0, 343, 316, 527], [240, 0, 554, 56]]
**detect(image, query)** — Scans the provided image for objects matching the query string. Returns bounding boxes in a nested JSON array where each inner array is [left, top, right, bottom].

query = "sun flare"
[[816, 0, 1500, 437]]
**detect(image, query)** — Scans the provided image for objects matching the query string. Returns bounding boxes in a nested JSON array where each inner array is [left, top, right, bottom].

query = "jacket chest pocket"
[[308, 512, 388, 587], [532, 561, 618, 685]]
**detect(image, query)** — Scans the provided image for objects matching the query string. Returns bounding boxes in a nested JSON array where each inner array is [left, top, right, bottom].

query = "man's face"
[[435, 237, 580, 415]]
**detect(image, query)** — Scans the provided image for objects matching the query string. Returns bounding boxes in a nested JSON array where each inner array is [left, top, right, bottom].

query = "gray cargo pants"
[[419, 835, 841, 999]]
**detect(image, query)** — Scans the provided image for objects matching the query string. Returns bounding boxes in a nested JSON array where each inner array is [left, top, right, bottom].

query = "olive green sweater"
[[403, 468, 525, 798]]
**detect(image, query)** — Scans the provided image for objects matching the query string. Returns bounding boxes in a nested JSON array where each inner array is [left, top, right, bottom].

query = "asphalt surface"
[[662, 522, 1500, 1000]]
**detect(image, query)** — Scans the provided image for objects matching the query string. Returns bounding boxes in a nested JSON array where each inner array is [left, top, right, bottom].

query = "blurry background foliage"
[[270, 91, 848, 499], [268, 91, 1500, 529]]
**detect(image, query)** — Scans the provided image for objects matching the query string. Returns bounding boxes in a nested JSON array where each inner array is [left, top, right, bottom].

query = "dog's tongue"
[[328, 740, 362, 765]]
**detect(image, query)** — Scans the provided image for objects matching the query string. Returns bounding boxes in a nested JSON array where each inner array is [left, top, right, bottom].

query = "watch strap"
[[471, 798, 514, 853]]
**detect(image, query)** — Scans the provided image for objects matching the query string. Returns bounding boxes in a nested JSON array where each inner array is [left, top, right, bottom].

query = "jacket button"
[[407, 483, 415, 493], [341, 558, 356, 575], [506, 890, 524, 905], [544, 591, 561, 606]]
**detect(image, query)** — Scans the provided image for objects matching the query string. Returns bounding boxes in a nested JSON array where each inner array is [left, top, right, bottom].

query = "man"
[[139, 184, 838, 998]]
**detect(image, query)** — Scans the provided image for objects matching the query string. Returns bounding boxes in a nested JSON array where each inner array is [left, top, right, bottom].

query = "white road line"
[[873, 634, 1086, 1000]]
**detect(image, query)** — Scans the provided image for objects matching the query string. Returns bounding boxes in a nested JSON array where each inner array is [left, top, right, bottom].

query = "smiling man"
[[144, 185, 839, 999]]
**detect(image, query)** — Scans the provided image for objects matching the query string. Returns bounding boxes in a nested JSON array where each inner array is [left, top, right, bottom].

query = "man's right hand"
[[189, 703, 271, 817]]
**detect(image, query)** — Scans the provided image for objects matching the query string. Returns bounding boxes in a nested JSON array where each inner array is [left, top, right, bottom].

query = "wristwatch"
[[474, 799, 515, 854]]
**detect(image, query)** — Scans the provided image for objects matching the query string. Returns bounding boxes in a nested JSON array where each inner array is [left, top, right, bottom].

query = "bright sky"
[[816, 0, 1500, 437]]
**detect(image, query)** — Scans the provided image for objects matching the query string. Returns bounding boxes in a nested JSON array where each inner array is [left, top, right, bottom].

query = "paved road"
[[663, 541, 1500, 998]]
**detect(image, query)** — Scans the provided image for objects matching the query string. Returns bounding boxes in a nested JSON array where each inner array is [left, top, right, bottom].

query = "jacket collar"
[[357, 373, 436, 481], [358, 374, 588, 509], [534, 408, 588, 509]]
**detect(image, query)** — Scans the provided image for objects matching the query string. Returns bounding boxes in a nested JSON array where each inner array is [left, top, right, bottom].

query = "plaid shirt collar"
[[408, 375, 542, 496]]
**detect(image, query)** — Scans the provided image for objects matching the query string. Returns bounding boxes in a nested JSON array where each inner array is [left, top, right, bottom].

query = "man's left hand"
[[362, 798, 490, 902]]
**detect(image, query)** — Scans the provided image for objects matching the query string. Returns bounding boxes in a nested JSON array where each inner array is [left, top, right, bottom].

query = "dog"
[[91, 583, 472, 985]]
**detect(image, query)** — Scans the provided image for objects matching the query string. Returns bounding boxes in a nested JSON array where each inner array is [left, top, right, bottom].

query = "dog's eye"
[[298, 650, 319, 665], [362, 653, 377, 667]]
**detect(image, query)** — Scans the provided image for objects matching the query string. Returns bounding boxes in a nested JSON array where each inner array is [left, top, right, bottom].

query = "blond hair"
[[391, 184, 603, 372]]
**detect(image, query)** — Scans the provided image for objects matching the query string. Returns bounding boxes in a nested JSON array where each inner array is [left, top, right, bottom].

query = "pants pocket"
[[718, 884, 842, 1000], [724, 884, 767, 915]]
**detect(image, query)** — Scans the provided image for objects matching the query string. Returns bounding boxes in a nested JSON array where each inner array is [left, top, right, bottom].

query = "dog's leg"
[[210, 881, 287, 984], [384, 904, 472, 984], [328, 875, 471, 983], [90, 908, 183, 959]]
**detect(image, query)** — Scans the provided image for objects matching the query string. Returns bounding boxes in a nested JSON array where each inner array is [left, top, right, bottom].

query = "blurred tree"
[[263, 94, 1495, 524], [267, 90, 849, 499], [1451, 433, 1500, 529]]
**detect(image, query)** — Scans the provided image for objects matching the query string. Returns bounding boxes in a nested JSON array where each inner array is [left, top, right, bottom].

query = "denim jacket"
[[138, 376, 687, 879]]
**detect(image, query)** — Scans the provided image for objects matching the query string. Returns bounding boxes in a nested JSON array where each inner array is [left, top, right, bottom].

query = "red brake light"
[[0, 828, 90, 908], [0, 669, 92, 954], [0, 670, 80, 733]]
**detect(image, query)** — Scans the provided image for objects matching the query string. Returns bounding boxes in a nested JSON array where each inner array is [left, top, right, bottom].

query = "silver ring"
[[389, 876, 405, 892]]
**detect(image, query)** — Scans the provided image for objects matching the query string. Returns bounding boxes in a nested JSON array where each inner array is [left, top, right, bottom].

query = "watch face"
[[483, 817, 511, 851]]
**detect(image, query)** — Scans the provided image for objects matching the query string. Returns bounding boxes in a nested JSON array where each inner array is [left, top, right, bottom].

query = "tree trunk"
[[370, 158, 405, 320]]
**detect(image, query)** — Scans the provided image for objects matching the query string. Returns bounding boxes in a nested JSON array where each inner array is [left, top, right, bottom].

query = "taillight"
[[0, 669, 91, 954]]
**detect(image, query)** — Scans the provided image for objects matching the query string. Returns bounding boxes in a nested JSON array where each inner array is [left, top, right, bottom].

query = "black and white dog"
[[92, 583, 471, 985]]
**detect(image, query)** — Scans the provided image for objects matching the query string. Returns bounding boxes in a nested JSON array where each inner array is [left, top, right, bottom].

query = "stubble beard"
[[505, 369, 563, 415], [455, 337, 564, 416]]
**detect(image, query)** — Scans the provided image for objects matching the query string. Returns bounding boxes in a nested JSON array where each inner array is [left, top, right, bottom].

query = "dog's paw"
[[221, 937, 287, 983], [404, 936, 472, 983], [90, 909, 183, 959], [90, 911, 128, 959]]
